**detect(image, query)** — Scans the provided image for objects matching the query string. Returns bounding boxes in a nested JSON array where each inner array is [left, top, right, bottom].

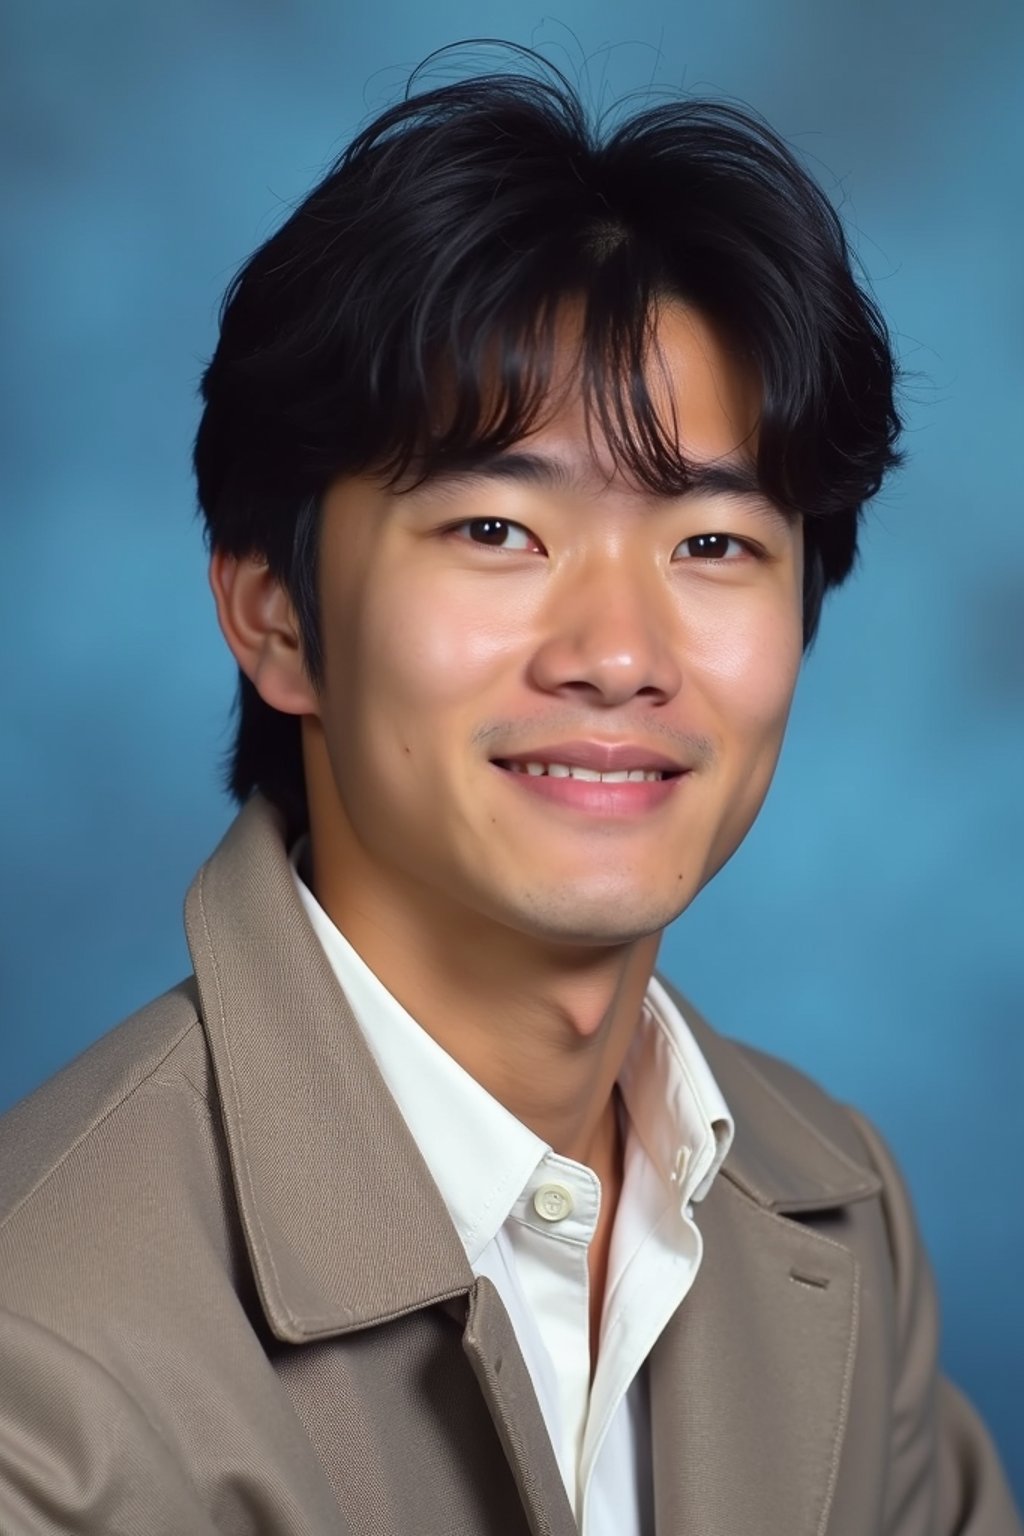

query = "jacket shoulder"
[[0, 978, 210, 1231]]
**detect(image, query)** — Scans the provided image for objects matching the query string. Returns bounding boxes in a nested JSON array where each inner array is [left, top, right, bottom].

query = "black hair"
[[194, 49, 902, 834]]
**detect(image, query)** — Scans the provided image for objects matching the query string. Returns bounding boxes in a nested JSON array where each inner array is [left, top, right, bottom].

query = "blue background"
[[2, 0, 1022, 1501]]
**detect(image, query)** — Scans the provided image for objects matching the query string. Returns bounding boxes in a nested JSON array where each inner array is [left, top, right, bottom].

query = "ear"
[[209, 550, 318, 717]]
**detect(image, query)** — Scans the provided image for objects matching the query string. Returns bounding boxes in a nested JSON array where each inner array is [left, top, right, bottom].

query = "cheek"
[[346, 571, 532, 746], [686, 597, 802, 883], [690, 594, 803, 747]]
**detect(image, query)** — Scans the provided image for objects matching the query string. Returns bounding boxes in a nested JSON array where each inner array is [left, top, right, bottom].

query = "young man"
[[0, 60, 1018, 1536]]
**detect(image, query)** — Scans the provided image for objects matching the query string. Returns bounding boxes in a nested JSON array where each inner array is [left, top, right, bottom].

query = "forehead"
[[525, 302, 759, 490], [415, 299, 762, 498], [631, 303, 760, 461]]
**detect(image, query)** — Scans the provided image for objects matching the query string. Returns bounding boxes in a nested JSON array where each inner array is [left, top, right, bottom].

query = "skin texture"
[[210, 302, 805, 1361]]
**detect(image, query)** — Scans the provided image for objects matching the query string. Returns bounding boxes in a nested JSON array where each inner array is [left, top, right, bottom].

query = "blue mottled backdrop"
[[2, 0, 1021, 1498]]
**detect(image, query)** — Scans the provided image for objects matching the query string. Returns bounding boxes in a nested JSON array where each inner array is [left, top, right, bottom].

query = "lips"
[[491, 749, 686, 816]]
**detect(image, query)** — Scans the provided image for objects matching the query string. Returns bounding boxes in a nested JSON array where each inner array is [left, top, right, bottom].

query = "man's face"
[[304, 304, 804, 948]]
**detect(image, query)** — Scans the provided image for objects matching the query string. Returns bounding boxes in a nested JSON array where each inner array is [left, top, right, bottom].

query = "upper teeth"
[[509, 763, 665, 782]]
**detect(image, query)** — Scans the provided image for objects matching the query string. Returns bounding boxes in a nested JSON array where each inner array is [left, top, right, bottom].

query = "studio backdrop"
[[2, 0, 1021, 1500]]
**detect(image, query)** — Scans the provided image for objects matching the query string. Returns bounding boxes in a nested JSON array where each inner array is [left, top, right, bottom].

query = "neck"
[[305, 841, 659, 1171]]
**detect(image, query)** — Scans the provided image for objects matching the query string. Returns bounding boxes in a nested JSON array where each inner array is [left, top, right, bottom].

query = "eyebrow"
[[413, 449, 777, 508]]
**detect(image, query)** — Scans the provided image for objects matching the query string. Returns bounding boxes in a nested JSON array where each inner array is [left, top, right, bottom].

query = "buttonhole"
[[789, 1269, 830, 1291]]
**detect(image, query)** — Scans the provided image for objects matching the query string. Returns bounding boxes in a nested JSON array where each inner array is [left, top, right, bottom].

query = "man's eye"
[[451, 518, 540, 551], [674, 533, 750, 561]]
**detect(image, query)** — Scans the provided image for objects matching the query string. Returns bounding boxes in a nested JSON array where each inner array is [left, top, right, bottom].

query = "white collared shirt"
[[292, 862, 733, 1535]]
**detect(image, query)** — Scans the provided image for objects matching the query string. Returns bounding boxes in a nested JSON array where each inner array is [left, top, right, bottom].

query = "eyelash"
[[444, 518, 763, 562], [445, 518, 541, 553]]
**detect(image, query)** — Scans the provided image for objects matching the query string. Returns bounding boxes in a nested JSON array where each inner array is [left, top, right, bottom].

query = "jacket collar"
[[665, 986, 882, 1214], [185, 794, 878, 1345], [185, 794, 474, 1344]]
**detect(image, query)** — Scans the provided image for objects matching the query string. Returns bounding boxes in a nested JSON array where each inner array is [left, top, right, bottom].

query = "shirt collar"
[[291, 848, 733, 1259], [622, 974, 734, 1207]]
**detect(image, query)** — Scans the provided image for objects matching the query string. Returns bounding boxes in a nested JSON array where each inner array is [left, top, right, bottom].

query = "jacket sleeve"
[[847, 1108, 1022, 1536], [0, 1308, 222, 1536]]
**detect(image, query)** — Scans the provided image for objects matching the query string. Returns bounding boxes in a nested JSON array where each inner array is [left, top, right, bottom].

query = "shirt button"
[[533, 1183, 575, 1222], [670, 1146, 691, 1187]]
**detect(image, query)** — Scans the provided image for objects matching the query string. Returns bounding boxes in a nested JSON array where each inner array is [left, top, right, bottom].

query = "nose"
[[527, 554, 683, 708]]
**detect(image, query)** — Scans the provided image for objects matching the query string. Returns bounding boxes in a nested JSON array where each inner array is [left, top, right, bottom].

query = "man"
[[0, 56, 1018, 1536]]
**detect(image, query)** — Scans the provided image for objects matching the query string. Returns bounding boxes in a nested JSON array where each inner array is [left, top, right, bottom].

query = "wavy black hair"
[[195, 50, 902, 834]]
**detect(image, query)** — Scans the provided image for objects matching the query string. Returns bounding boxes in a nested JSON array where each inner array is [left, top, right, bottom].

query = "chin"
[[502, 884, 692, 949]]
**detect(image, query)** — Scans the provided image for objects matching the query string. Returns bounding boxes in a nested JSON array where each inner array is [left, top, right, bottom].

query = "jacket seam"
[[0, 1011, 203, 1237], [291, 1280, 473, 1338], [817, 1255, 860, 1536]]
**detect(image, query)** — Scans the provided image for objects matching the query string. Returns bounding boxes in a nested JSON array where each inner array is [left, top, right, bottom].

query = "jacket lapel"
[[184, 795, 474, 1342], [459, 1280, 578, 1536], [649, 1179, 860, 1536], [650, 992, 880, 1536]]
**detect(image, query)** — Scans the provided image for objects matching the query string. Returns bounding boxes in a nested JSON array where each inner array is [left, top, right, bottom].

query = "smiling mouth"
[[493, 760, 681, 783]]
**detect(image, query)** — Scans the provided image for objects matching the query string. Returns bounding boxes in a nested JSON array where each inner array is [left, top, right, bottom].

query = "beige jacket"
[[0, 796, 1018, 1535]]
